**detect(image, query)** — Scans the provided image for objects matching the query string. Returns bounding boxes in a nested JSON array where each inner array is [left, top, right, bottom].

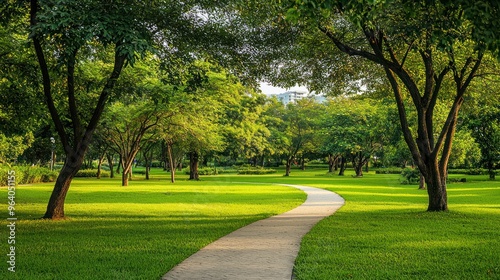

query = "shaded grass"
[[0, 175, 305, 280]]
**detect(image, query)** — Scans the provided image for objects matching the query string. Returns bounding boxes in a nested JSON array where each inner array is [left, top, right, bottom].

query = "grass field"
[[0, 169, 305, 280], [1, 167, 500, 279]]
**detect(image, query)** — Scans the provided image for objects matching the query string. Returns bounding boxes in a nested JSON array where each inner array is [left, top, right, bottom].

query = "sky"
[[258, 82, 309, 95]]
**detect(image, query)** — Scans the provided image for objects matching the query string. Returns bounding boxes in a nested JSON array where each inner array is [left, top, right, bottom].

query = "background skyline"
[[258, 82, 309, 95]]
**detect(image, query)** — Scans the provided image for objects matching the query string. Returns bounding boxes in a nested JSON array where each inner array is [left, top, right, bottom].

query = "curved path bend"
[[162, 184, 345, 280]]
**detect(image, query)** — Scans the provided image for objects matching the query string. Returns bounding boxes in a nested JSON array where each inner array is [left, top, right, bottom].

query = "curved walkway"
[[162, 184, 345, 280]]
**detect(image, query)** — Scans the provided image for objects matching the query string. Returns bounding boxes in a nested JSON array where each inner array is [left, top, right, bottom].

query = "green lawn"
[[1, 167, 500, 279], [286, 171, 500, 280], [0, 170, 305, 280]]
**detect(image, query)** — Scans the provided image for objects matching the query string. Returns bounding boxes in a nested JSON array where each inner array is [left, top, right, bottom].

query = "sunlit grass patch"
[[0, 177, 305, 280], [292, 172, 500, 280]]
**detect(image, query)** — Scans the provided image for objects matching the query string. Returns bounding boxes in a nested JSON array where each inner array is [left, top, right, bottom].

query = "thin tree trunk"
[[167, 142, 175, 183], [338, 156, 346, 176], [107, 153, 114, 178], [116, 156, 122, 174], [189, 151, 199, 180], [328, 154, 335, 173], [96, 153, 105, 179], [488, 162, 496, 180], [419, 173, 426, 190], [285, 159, 292, 176]]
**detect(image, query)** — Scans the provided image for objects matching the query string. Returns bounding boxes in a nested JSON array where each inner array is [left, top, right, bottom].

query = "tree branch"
[[30, 0, 70, 153]]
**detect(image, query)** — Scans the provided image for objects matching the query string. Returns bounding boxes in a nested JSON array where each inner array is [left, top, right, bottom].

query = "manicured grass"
[[0, 171, 305, 280], [1, 167, 499, 279], [283, 171, 500, 280]]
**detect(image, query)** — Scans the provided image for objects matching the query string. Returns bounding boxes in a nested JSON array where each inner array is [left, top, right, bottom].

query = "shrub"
[[374, 167, 404, 174], [183, 167, 218, 175], [237, 167, 277, 175], [400, 168, 420, 185], [75, 169, 110, 178], [0, 165, 58, 186], [217, 168, 238, 174]]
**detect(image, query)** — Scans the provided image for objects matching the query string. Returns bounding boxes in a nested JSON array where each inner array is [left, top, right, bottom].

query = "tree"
[[0, 17, 44, 164], [282, 0, 499, 211], [23, 0, 246, 219], [468, 105, 500, 179], [321, 97, 386, 177], [102, 100, 162, 186], [267, 98, 322, 176]]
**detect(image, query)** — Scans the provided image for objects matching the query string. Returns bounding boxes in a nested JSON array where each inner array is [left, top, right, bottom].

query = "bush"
[[374, 167, 404, 174], [447, 168, 499, 176], [400, 168, 420, 185], [75, 169, 110, 178], [0, 165, 58, 186], [183, 167, 218, 175], [237, 167, 277, 175], [217, 168, 238, 174]]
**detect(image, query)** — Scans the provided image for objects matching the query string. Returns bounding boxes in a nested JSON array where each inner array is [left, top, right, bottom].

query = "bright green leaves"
[[31, 0, 157, 66]]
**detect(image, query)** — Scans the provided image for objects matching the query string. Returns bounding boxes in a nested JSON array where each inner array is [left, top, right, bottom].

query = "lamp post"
[[50, 137, 55, 171]]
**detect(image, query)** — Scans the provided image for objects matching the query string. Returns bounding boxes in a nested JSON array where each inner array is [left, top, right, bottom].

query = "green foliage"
[[400, 167, 420, 185], [448, 168, 499, 176], [0, 165, 58, 186], [237, 167, 277, 175], [374, 167, 405, 174], [183, 167, 218, 176], [75, 169, 110, 178]]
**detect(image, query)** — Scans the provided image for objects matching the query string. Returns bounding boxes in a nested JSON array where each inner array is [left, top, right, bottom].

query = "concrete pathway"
[[162, 184, 345, 280]]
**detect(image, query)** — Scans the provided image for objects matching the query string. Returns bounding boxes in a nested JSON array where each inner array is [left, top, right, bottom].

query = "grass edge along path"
[[162, 184, 344, 279], [0, 177, 306, 280], [288, 172, 500, 280]]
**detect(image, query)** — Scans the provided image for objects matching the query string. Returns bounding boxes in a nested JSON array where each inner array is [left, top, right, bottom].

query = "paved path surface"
[[162, 184, 345, 280]]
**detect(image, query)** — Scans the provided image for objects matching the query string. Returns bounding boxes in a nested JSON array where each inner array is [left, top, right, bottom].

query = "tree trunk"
[[328, 154, 335, 173], [488, 161, 496, 180], [189, 151, 199, 180], [43, 151, 84, 219], [300, 155, 306, 170], [144, 153, 152, 180], [122, 170, 130, 186], [167, 142, 175, 183], [424, 166, 448, 211], [419, 173, 426, 190], [338, 156, 346, 176], [162, 142, 168, 171], [285, 159, 292, 176], [116, 156, 121, 174], [96, 153, 105, 179], [106, 153, 114, 178]]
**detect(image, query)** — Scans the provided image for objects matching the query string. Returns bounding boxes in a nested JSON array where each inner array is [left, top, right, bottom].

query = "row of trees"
[[1, 0, 500, 218], [5, 53, 499, 184]]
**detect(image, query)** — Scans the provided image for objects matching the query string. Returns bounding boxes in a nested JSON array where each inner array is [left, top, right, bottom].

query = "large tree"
[[281, 0, 499, 211], [24, 0, 245, 219]]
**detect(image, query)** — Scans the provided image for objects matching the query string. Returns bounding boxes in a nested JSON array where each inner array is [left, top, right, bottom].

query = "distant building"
[[274, 90, 307, 105], [270, 90, 326, 105]]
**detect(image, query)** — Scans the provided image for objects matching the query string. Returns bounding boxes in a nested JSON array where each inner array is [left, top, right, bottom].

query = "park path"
[[161, 184, 345, 280]]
